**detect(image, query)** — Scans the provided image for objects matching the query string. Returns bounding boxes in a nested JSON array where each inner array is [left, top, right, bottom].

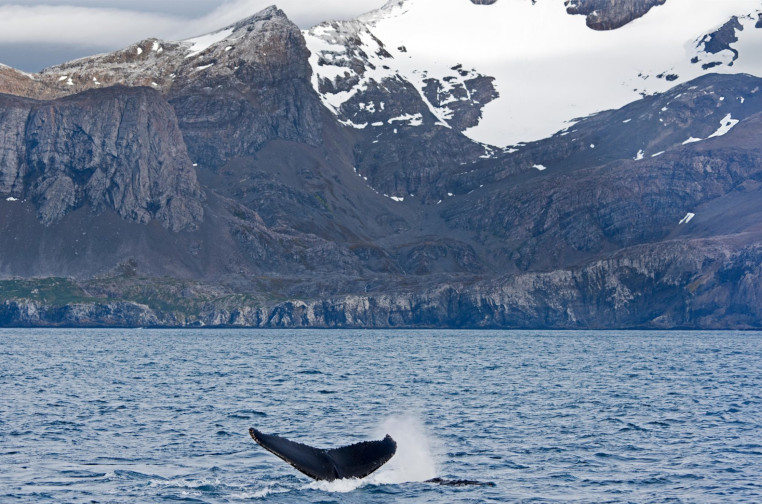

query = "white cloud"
[[0, 1, 386, 48], [0, 5, 180, 46]]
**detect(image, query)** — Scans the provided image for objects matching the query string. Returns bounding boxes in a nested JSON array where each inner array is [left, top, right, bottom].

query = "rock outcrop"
[[0, 86, 203, 230], [565, 0, 667, 30], [167, 8, 323, 168]]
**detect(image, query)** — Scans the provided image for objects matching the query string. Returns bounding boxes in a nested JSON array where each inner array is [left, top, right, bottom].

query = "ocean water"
[[1, 329, 761, 503]]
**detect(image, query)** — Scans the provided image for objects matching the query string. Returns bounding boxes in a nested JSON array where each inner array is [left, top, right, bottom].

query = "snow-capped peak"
[[305, 0, 762, 147]]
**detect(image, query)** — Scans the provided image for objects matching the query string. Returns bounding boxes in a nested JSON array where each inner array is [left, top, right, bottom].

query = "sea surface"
[[1, 329, 761, 503]]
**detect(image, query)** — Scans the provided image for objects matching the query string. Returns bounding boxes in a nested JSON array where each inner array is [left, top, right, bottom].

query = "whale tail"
[[249, 428, 397, 481]]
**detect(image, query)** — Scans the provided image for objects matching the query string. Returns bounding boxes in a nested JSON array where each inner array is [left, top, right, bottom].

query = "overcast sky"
[[0, 0, 387, 72]]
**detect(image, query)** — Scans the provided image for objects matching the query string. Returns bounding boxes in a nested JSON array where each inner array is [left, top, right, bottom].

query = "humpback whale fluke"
[[249, 427, 397, 481]]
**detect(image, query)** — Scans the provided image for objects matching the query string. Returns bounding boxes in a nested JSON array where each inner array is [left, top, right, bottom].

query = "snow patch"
[[533, 164, 547, 171], [185, 28, 234, 58], [6, 197, 18, 202], [682, 136, 703, 144], [679, 212, 695, 224], [339, 118, 368, 129], [387, 113, 423, 126], [651, 151, 665, 157], [634, 149, 645, 160], [707, 113, 739, 138], [390, 196, 404, 202], [136, 47, 143, 56]]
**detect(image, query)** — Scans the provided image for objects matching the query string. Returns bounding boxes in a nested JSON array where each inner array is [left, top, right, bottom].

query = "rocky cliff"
[[0, 86, 203, 230], [2, 235, 760, 329]]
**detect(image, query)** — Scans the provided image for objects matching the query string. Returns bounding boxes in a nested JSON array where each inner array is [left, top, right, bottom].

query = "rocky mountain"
[[1, 0, 762, 328]]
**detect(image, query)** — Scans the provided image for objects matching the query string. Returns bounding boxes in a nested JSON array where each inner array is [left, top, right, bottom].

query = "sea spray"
[[307, 415, 438, 493], [369, 415, 438, 485]]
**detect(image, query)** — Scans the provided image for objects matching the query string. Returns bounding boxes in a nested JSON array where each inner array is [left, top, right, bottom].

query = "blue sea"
[[1, 329, 761, 503]]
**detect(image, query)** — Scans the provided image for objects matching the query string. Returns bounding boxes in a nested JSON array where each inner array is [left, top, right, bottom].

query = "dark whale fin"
[[249, 428, 396, 481]]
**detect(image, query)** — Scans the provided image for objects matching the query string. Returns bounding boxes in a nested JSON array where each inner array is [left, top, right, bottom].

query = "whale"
[[249, 428, 397, 481], [249, 427, 496, 486]]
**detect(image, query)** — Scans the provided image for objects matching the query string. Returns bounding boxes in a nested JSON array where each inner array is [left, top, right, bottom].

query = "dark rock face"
[[693, 17, 743, 70], [421, 66, 499, 131], [351, 120, 487, 201], [443, 146, 762, 272], [565, 0, 667, 30], [0, 86, 203, 230], [0, 97, 29, 195], [336, 68, 490, 199], [168, 8, 323, 169], [3, 237, 761, 329]]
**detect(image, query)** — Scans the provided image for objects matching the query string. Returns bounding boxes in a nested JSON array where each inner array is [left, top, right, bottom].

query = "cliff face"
[[3, 237, 760, 329], [0, 86, 203, 231], [167, 8, 323, 169]]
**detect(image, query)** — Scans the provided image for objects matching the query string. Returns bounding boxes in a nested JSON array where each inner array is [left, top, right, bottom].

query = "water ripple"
[[1, 329, 761, 503]]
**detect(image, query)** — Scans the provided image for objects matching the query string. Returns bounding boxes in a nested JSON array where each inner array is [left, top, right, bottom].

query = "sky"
[[0, 0, 387, 72]]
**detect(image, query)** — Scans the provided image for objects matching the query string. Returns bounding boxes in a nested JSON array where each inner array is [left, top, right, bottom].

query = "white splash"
[[307, 415, 437, 493], [369, 416, 438, 485]]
